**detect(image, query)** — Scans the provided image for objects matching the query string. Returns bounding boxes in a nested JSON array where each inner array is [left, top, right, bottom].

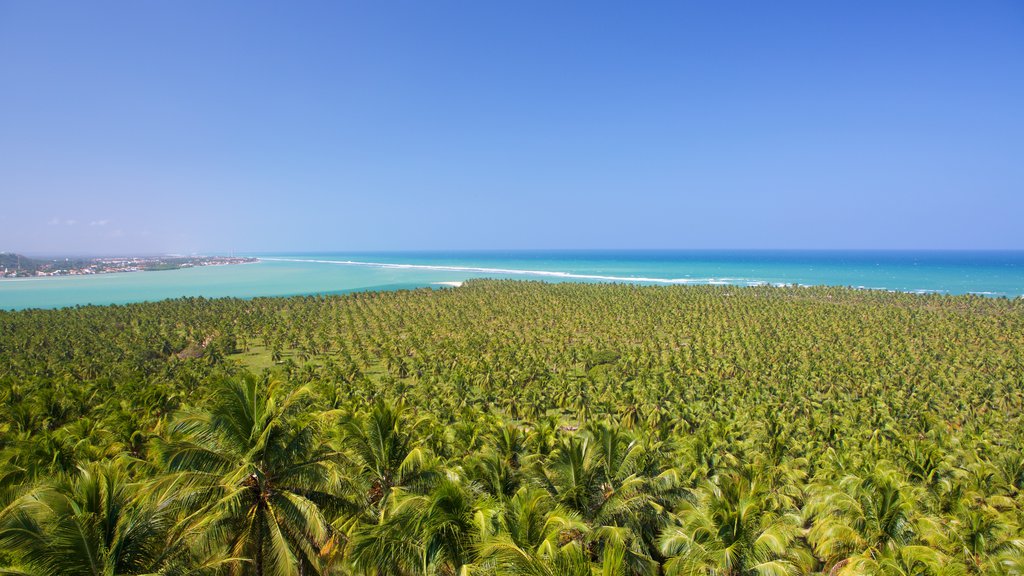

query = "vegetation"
[[0, 279, 1022, 575], [0, 253, 257, 277], [0, 253, 78, 276]]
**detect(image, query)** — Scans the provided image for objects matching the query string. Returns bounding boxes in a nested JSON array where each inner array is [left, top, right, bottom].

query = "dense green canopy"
[[0, 280, 1022, 575]]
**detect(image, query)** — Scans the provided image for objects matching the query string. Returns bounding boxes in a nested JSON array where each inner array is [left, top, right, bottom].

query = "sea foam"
[[260, 257, 755, 287]]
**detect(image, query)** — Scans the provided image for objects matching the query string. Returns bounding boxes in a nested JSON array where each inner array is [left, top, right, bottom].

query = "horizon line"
[[7, 247, 1024, 259]]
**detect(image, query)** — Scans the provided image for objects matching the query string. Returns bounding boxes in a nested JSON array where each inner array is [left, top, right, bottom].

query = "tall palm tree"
[[477, 486, 591, 576], [995, 544, 1024, 576], [465, 422, 530, 501], [419, 478, 481, 574], [948, 499, 1019, 574], [157, 374, 338, 576], [536, 435, 601, 521], [350, 477, 487, 575], [336, 399, 438, 517], [347, 492, 427, 576], [0, 462, 223, 575], [806, 469, 919, 573], [839, 545, 961, 576], [535, 428, 660, 573], [659, 473, 800, 576]]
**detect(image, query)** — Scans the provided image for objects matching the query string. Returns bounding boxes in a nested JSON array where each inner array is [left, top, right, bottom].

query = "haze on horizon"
[[1, 2, 1022, 256]]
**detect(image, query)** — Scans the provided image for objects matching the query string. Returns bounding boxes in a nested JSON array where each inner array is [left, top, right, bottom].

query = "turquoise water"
[[1, 250, 1022, 310]]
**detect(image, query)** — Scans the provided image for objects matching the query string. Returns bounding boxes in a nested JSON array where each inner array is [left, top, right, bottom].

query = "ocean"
[[1, 250, 1022, 310]]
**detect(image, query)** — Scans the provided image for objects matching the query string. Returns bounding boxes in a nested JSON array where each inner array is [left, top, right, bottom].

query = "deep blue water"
[[1, 250, 1022, 310]]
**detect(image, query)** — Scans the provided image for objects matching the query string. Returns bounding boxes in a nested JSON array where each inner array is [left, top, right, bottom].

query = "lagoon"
[[2, 250, 1022, 310]]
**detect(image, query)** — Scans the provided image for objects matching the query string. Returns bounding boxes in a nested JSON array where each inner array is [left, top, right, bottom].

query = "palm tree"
[[0, 462, 223, 575], [419, 478, 481, 573], [534, 427, 661, 573], [948, 499, 1019, 574], [839, 545, 960, 576], [659, 473, 800, 576], [157, 374, 337, 576], [995, 543, 1024, 576], [477, 539, 593, 576], [351, 477, 488, 575], [347, 492, 426, 576], [477, 486, 591, 576], [536, 435, 601, 520], [806, 468, 919, 573], [336, 398, 438, 518], [465, 423, 529, 500]]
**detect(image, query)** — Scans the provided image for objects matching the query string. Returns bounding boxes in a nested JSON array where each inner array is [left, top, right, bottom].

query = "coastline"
[[2, 251, 1022, 311], [0, 256, 259, 281]]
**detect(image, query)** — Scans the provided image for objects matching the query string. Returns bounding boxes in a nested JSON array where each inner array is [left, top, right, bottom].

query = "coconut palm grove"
[[0, 280, 1022, 575]]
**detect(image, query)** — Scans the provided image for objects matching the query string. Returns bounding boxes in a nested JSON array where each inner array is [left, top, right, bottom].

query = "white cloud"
[[65, 219, 77, 226], [89, 219, 110, 226], [48, 217, 60, 225]]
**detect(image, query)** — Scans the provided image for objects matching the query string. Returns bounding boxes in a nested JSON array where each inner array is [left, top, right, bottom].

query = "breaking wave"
[[259, 257, 767, 286]]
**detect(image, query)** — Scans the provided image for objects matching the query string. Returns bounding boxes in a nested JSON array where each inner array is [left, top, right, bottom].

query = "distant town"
[[0, 253, 259, 278]]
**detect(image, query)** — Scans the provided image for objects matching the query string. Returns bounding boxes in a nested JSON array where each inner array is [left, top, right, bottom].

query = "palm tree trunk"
[[255, 517, 265, 576]]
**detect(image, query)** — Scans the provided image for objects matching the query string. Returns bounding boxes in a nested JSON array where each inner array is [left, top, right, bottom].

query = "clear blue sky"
[[1, 1, 1022, 254]]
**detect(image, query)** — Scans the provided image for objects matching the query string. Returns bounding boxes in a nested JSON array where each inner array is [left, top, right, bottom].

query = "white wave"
[[260, 257, 755, 286], [432, 281, 464, 287], [258, 257, 997, 297]]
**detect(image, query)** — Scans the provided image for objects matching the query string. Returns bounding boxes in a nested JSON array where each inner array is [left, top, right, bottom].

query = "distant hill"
[[1, 253, 258, 278], [0, 253, 45, 273]]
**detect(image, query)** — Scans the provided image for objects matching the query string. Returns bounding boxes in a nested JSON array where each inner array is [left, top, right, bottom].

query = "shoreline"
[[3, 251, 1022, 310], [2, 279, 1019, 313], [0, 256, 260, 281]]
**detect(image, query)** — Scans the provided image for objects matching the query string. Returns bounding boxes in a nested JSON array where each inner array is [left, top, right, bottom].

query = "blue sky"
[[1, 2, 1022, 254]]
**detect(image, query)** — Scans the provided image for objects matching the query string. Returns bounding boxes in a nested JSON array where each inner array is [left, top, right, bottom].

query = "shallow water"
[[2, 250, 1022, 310]]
